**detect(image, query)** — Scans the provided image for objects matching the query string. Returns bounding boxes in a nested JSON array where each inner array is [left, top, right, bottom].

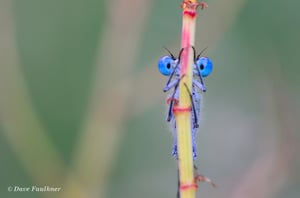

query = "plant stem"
[[175, 1, 207, 198]]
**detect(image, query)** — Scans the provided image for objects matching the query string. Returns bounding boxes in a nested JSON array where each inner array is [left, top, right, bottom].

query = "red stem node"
[[180, 1, 208, 17], [180, 183, 198, 191], [173, 106, 192, 114]]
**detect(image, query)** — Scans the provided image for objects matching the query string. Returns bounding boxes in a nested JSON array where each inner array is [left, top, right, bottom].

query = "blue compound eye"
[[196, 57, 213, 77], [158, 56, 174, 76]]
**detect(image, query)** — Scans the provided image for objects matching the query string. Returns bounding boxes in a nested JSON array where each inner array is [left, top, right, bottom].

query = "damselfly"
[[157, 47, 213, 159]]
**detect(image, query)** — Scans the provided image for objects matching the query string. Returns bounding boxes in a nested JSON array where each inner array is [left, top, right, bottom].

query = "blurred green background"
[[1, 0, 299, 198]]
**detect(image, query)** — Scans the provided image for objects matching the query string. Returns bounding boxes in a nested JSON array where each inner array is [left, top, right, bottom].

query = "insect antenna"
[[163, 47, 176, 60], [196, 46, 208, 60]]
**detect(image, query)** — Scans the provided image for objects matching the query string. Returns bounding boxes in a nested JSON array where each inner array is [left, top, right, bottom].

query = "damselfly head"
[[196, 57, 213, 77], [158, 56, 175, 76]]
